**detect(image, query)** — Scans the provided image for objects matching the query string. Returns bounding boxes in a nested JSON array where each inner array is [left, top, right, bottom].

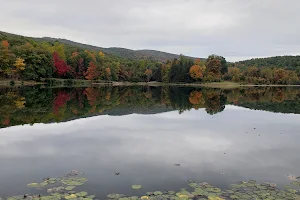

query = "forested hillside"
[[48, 38, 185, 61], [5, 32, 186, 62], [0, 31, 300, 85], [235, 56, 300, 72]]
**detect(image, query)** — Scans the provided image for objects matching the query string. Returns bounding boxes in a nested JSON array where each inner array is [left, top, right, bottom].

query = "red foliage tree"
[[2, 118, 10, 126], [53, 52, 71, 77], [53, 91, 71, 114]]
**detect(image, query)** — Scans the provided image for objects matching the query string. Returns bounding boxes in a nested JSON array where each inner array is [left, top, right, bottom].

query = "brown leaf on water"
[[288, 175, 297, 181]]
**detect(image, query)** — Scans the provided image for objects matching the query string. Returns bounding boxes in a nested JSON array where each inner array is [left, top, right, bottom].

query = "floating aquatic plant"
[[61, 177, 87, 186], [6, 171, 300, 200], [27, 183, 39, 187], [75, 192, 88, 197], [132, 185, 142, 190]]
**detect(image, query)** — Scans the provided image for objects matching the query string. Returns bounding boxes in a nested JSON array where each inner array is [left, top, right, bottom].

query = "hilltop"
[[41, 37, 187, 61], [0, 31, 191, 61], [236, 56, 300, 71]]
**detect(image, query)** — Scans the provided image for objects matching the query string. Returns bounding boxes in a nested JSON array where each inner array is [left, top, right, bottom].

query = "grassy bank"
[[0, 80, 45, 87], [93, 81, 241, 89], [93, 81, 300, 88], [1, 79, 300, 89]]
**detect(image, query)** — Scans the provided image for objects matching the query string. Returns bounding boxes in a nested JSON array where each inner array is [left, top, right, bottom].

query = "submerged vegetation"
[[4, 171, 300, 200], [1, 86, 300, 129], [0, 31, 300, 85]]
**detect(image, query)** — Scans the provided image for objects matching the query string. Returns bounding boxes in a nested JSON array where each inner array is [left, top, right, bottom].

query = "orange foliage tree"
[[189, 91, 204, 110], [84, 88, 98, 106], [189, 65, 204, 80], [1, 40, 9, 48], [194, 58, 202, 65], [85, 61, 99, 81], [145, 69, 153, 82]]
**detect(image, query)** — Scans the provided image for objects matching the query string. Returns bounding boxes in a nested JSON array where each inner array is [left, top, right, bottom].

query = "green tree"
[[0, 40, 16, 77], [12, 43, 53, 80], [261, 68, 274, 82]]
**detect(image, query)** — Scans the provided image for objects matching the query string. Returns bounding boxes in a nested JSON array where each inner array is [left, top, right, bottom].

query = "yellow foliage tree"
[[14, 58, 26, 71], [99, 52, 105, 57], [10, 57, 26, 79], [14, 97, 26, 109], [228, 67, 240, 77]]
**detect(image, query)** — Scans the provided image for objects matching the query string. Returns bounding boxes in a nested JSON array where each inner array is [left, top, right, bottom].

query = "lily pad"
[[188, 182, 199, 188], [27, 183, 39, 187], [153, 191, 163, 195], [76, 192, 88, 197], [208, 197, 224, 200], [132, 185, 142, 190], [7, 196, 24, 200], [65, 186, 76, 191], [107, 193, 126, 199], [65, 194, 77, 199], [86, 195, 95, 199], [61, 177, 87, 186], [40, 182, 49, 187], [14, 171, 300, 200]]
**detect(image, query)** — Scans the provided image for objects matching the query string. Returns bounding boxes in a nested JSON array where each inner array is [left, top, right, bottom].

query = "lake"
[[1, 86, 300, 200]]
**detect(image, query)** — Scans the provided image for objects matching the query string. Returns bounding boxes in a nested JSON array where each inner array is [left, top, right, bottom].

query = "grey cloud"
[[1, 0, 300, 61]]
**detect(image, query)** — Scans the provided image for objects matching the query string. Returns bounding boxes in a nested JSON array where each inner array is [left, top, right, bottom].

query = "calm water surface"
[[0, 86, 300, 198]]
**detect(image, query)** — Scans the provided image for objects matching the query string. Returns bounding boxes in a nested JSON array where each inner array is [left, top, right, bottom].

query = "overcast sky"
[[1, 0, 299, 61]]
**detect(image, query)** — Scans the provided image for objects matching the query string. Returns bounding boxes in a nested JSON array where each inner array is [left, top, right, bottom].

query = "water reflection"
[[1, 86, 300, 128], [0, 107, 300, 198]]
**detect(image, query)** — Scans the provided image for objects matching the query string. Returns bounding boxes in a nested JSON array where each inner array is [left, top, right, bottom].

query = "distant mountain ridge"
[[39, 37, 193, 61], [236, 56, 300, 71], [0, 31, 193, 61]]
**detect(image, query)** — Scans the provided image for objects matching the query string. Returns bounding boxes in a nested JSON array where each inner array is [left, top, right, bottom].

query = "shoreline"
[[0, 80, 46, 87], [1, 79, 300, 89], [92, 81, 300, 89]]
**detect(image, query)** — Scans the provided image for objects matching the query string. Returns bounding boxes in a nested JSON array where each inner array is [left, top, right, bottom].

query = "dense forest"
[[0, 31, 300, 85], [1, 86, 300, 129], [37, 37, 190, 61], [236, 56, 300, 72]]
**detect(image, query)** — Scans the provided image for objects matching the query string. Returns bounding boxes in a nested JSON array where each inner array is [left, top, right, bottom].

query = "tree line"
[[1, 86, 300, 128], [0, 33, 300, 85], [236, 56, 300, 72]]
